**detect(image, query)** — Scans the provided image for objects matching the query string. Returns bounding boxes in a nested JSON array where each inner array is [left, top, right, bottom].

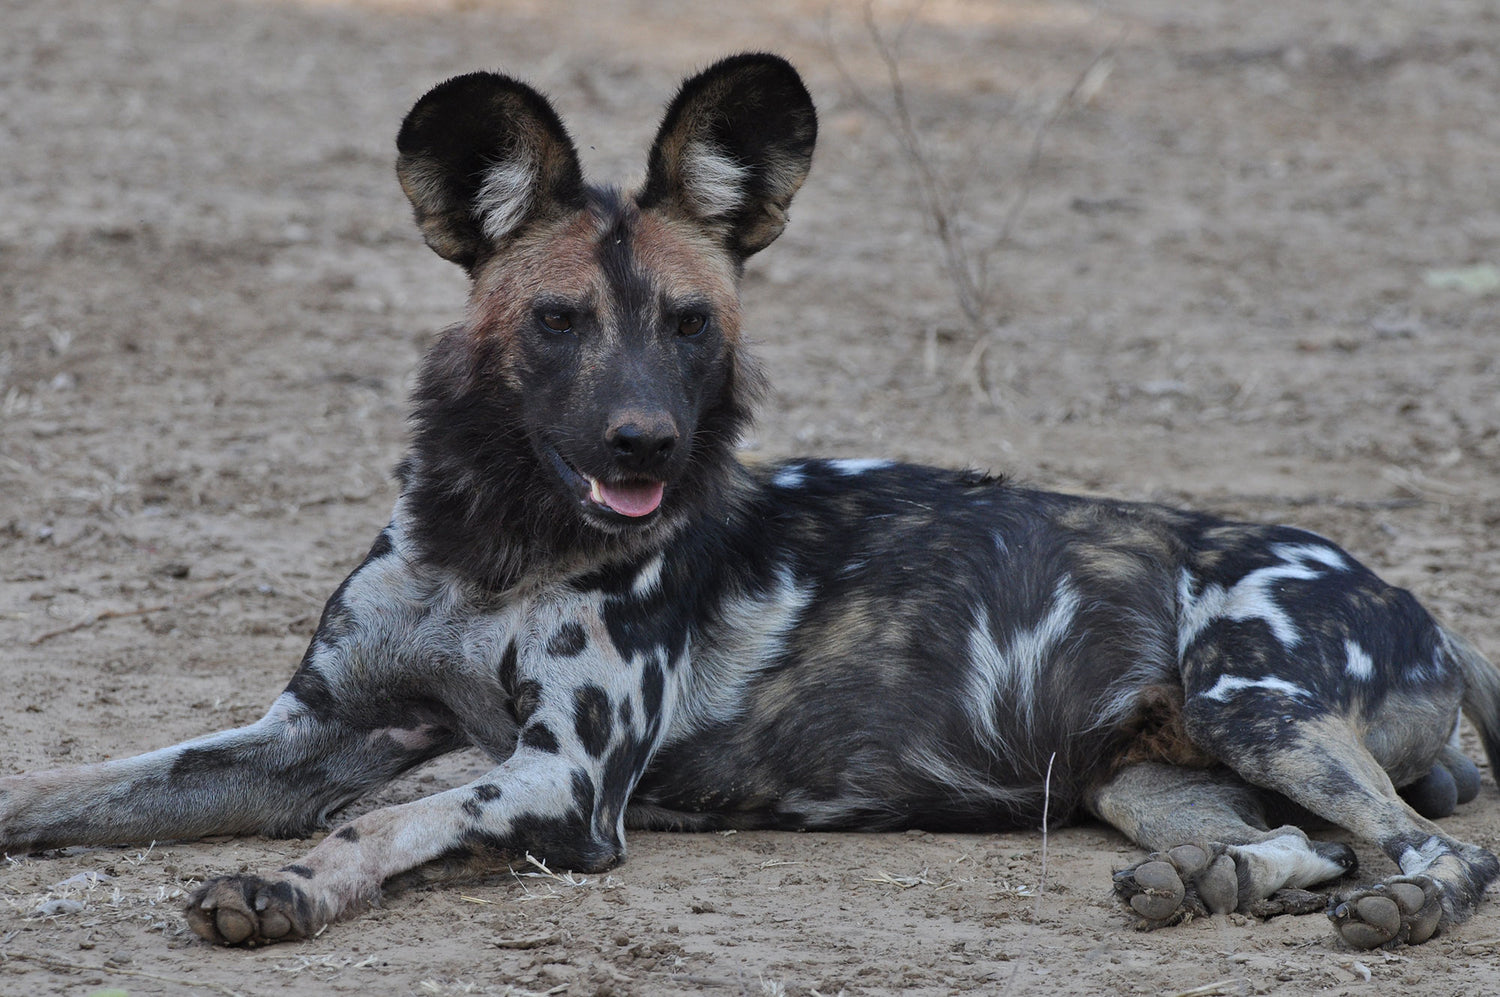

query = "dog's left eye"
[[539, 312, 573, 334], [677, 313, 707, 338]]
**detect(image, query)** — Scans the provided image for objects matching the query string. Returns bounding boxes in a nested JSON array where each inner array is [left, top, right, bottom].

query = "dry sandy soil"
[[4, 1, 1500, 994]]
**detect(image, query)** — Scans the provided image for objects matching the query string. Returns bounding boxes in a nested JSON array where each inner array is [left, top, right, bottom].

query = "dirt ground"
[[4, 0, 1500, 994]]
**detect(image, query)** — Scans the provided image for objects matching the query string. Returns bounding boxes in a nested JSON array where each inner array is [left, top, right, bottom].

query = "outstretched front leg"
[[0, 691, 464, 852], [187, 596, 675, 945], [0, 530, 469, 854]]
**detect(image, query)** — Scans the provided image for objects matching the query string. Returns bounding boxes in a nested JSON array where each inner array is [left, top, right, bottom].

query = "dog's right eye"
[[539, 312, 573, 334]]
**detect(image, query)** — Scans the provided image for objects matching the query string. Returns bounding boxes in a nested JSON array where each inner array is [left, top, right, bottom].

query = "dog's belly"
[[630, 645, 1143, 832], [630, 735, 1062, 832]]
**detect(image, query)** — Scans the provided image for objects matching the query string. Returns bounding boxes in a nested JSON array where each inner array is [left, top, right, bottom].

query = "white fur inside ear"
[[475, 155, 538, 242], [681, 140, 749, 218]]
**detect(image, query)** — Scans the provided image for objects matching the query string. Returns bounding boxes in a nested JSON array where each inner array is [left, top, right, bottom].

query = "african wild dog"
[[3, 54, 1498, 951]]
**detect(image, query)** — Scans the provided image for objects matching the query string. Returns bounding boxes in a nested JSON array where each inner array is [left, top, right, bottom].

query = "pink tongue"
[[596, 480, 665, 517]]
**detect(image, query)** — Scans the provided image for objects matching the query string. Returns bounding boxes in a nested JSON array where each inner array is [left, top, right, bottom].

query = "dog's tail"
[[1449, 628, 1500, 774]]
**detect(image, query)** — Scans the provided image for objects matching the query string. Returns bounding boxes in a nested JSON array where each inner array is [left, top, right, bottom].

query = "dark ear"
[[396, 72, 586, 271], [639, 54, 817, 259]]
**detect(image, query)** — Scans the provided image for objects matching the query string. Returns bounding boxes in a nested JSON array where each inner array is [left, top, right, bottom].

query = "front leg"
[[0, 527, 467, 853], [0, 691, 459, 852], [186, 616, 674, 945], [186, 748, 602, 944]]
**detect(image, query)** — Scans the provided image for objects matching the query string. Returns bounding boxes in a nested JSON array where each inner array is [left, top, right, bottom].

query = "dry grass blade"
[[862, 869, 936, 889], [1167, 979, 1250, 997], [1035, 751, 1056, 923], [521, 852, 590, 886], [491, 931, 564, 949]]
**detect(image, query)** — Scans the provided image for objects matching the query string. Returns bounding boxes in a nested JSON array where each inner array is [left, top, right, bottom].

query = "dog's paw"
[[1327, 877, 1443, 949], [185, 874, 320, 946], [1114, 843, 1236, 927]]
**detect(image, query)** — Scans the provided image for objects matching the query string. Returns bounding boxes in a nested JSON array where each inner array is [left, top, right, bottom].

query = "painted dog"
[[3, 54, 1497, 951]]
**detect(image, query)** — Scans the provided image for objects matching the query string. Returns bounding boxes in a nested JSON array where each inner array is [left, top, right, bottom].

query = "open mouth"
[[586, 476, 665, 518], [545, 448, 665, 520]]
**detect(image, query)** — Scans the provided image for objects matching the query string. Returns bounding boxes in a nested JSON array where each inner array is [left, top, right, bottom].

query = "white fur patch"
[[1177, 543, 1349, 653], [1291, 542, 1349, 572], [1230, 834, 1349, 890], [669, 568, 812, 734], [475, 156, 538, 242], [631, 554, 665, 599], [1399, 835, 1448, 875], [828, 458, 891, 476], [1345, 639, 1375, 680], [1197, 674, 1312, 703], [680, 141, 749, 218], [967, 578, 1081, 742], [772, 464, 805, 489]]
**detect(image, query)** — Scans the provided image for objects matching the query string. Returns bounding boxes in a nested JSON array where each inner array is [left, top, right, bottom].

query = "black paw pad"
[[1400, 765, 1458, 819]]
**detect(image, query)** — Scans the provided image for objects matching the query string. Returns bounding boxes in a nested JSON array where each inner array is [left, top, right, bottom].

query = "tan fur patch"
[[631, 212, 742, 340], [467, 211, 605, 345]]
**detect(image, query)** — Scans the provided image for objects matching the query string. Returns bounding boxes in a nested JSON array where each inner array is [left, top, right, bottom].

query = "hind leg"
[[1184, 701, 1498, 948], [1172, 537, 1500, 945], [1090, 762, 1356, 927]]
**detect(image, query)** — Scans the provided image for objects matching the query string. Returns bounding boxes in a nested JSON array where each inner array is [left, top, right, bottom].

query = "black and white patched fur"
[[4, 55, 1498, 952]]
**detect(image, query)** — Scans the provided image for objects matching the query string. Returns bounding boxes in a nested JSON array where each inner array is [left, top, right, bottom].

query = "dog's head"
[[395, 56, 815, 579]]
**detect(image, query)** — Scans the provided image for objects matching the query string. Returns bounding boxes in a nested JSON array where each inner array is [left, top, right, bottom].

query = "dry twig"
[[1036, 750, 1056, 924], [1167, 979, 1251, 997], [29, 571, 254, 645], [830, 4, 1123, 402], [0, 949, 245, 997]]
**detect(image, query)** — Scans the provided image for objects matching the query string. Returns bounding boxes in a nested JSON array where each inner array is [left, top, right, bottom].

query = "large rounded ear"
[[639, 54, 817, 260], [396, 72, 586, 272]]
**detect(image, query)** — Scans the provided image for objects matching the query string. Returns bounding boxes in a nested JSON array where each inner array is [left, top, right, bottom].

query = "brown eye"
[[540, 312, 572, 334], [677, 313, 706, 338]]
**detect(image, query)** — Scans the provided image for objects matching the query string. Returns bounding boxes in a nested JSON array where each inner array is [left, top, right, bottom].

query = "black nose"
[[606, 416, 678, 474]]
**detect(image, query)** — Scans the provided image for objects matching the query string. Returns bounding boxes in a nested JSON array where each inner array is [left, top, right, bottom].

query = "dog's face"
[[395, 55, 816, 538], [461, 191, 743, 533]]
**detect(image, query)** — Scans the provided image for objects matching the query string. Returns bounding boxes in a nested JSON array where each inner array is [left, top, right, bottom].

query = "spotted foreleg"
[[186, 637, 671, 944], [186, 738, 654, 944], [185, 747, 597, 943]]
